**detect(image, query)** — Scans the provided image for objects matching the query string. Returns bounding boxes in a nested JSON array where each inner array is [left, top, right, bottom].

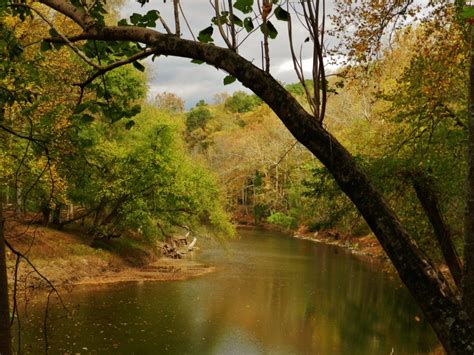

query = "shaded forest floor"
[[4, 219, 213, 294]]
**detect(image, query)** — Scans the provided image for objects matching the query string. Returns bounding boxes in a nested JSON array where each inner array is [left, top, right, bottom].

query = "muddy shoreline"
[[5, 221, 215, 295]]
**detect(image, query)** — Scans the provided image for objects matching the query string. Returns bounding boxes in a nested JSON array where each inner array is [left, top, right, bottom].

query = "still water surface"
[[19, 229, 438, 354]]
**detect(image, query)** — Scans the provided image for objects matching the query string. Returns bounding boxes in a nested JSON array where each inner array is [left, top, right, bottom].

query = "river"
[[16, 228, 438, 354]]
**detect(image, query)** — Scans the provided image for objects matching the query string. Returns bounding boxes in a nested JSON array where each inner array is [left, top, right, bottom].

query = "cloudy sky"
[[119, 1, 340, 108]]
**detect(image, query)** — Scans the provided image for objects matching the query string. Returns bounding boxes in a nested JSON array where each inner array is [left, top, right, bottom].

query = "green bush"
[[267, 212, 297, 230]]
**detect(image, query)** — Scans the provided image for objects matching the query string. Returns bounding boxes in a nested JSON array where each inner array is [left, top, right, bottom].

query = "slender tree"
[[464, 20, 474, 324], [0, 206, 11, 355]]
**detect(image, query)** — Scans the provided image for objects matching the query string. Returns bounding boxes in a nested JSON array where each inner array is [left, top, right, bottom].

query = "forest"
[[1, 0, 474, 353]]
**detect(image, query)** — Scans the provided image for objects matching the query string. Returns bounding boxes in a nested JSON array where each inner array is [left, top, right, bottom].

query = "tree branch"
[[409, 171, 463, 288], [173, 0, 181, 36], [214, 0, 233, 49], [76, 48, 154, 88], [4, 239, 66, 310], [39, 0, 96, 29], [16, 4, 101, 70]]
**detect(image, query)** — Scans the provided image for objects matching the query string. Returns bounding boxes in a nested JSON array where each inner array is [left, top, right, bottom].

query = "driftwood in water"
[[162, 235, 197, 259], [188, 237, 197, 251]]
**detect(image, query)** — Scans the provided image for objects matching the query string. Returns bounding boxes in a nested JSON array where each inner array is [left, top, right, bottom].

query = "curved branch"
[[4, 239, 66, 310], [15, 4, 100, 70], [77, 48, 154, 88], [39, 0, 96, 29]]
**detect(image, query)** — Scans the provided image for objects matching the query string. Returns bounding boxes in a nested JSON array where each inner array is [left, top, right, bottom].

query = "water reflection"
[[15, 229, 438, 354]]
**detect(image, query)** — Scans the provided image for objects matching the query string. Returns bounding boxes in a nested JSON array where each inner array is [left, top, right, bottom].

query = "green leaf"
[[191, 59, 205, 64], [80, 113, 95, 123], [198, 26, 214, 43], [129, 104, 141, 116], [143, 10, 160, 27], [130, 13, 142, 25], [212, 11, 229, 25], [125, 120, 135, 130], [244, 17, 254, 32], [274, 6, 289, 21], [40, 41, 52, 52], [48, 28, 59, 38], [133, 61, 145, 72], [223, 75, 236, 85], [52, 42, 64, 50], [231, 14, 243, 27], [260, 21, 278, 39], [234, 0, 254, 14], [461, 6, 474, 20], [118, 19, 129, 26], [74, 102, 90, 114]]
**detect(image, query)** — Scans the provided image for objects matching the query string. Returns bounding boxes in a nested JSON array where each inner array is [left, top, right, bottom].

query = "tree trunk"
[[40, 201, 51, 226], [464, 24, 474, 324], [411, 172, 463, 288], [0, 207, 12, 355], [52, 204, 61, 226]]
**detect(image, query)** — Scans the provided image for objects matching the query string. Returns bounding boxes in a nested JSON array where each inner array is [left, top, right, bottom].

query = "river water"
[[17, 228, 438, 354]]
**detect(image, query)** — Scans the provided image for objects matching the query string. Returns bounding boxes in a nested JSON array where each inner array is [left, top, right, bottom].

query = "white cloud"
[[276, 55, 346, 75], [120, 1, 341, 106]]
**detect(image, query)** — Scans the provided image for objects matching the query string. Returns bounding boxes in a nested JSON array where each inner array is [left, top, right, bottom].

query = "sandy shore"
[[74, 258, 215, 286], [5, 221, 215, 293]]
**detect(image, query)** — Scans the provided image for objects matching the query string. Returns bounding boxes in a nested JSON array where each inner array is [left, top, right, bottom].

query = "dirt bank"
[[4, 220, 214, 293], [293, 227, 389, 261]]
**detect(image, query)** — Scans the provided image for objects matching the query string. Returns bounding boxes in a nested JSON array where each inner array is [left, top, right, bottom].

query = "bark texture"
[[411, 173, 463, 288], [0, 209, 12, 355], [464, 25, 474, 325]]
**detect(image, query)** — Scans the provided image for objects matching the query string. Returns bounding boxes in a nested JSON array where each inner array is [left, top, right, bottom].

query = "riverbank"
[[236, 214, 391, 266], [5, 220, 214, 293], [293, 227, 389, 262]]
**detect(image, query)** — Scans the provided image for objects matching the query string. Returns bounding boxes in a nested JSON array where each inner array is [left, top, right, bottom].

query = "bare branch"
[[178, 2, 196, 41], [214, 0, 233, 49], [159, 16, 173, 35], [16, 4, 101, 70], [173, 0, 181, 36], [77, 48, 154, 88], [227, 0, 237, 50], [4, 239, 66, 310], [0, 124, 45, 147]]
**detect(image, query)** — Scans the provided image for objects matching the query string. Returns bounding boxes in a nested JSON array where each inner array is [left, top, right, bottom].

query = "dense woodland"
[[1, 0, 474, 353], [184, 21, 468, 265], [0, 16, 234, 242]]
